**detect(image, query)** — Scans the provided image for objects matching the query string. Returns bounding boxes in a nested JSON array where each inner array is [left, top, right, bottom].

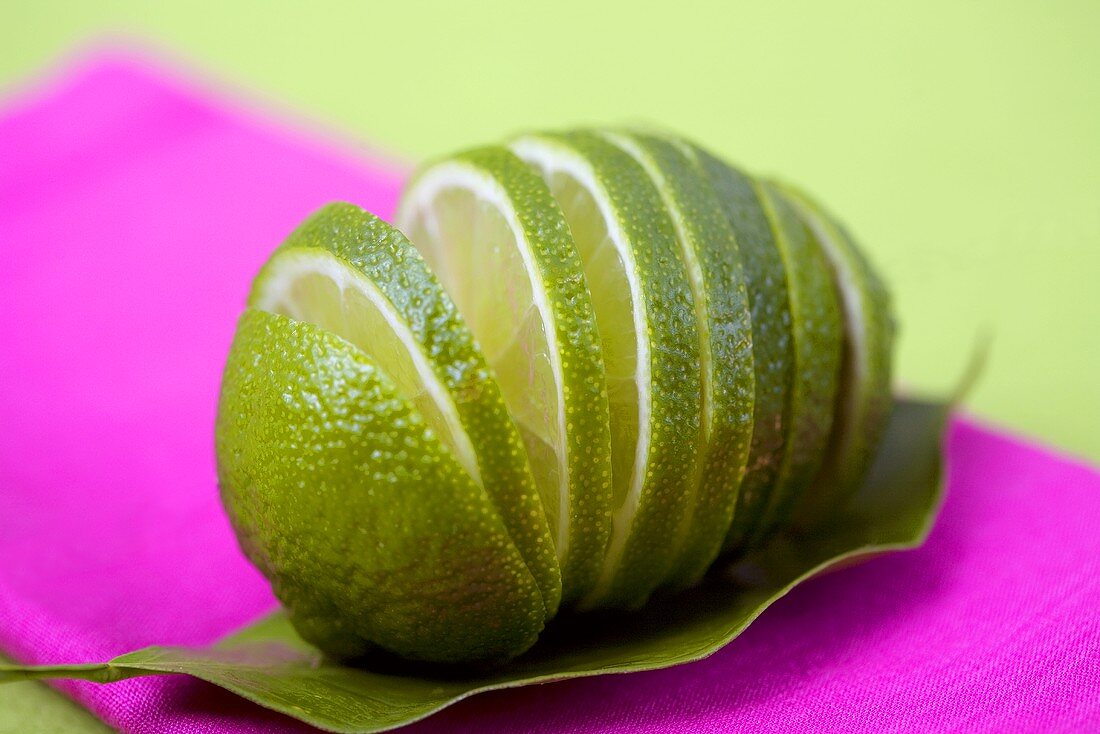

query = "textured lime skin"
[[397, 147, 614, 605], [748, 183, 843, 544], [215, 309, 545, 663], [513, 131, 703, 609], [252, 204, 561, 620], [775, 183, 896, 517], [605, 131, 755, 589], [694, 150, 795, 555]]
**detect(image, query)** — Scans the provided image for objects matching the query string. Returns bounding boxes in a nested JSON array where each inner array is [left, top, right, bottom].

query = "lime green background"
[[1, 0, 1098, 729]]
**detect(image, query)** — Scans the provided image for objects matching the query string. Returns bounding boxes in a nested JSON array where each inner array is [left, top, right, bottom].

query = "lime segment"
[[395, 147, 613, 603], [774, 183, 895, 517], [512, 131, 702, 608], [605, 131, 755, 588], [693, 150, 794, 555], [749, 182, 843, 544]]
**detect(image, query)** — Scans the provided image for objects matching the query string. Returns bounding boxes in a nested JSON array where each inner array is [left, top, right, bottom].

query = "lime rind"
[[512, 131, 703, 608], [692, 150, 795, 555], [748, 182, 843, 544], [395, 147, 613, 604], [603, 130, 755, 588], [250, 204, 562, 619], [215, 309, 545, 663], [773, 183, 896, 517]]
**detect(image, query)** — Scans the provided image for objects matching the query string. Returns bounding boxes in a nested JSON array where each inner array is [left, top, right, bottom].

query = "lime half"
[[395, 147, 613, 603], [512, 131, 702, 608], [215, 309, 546, 662], [249, 204, 562, 618]]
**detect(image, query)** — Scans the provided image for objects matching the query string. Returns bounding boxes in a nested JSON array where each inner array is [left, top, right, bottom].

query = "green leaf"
[[0, 397, 950, 734]]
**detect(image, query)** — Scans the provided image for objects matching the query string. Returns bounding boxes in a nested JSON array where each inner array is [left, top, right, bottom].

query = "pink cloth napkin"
[[1, 52, 1098, 734]]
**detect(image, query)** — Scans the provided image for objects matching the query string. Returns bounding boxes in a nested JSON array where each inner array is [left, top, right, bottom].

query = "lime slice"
[[748, 182, 843, 544], [394, 147, 613, 603], [215, 309, 545, 663], [511, 131, 702, 608], [773, 183, 895, 516], [692, 149, 794, 555], [603, 130, 755, 588], [249, 204, 561, 619]]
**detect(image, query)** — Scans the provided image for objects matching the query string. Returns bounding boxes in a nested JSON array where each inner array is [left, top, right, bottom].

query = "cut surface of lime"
[[604, 130, 755, 588], [395, 148, 613, 603], [249, 204, 561, 618], [511, 131, 702, 608], [215, 309, 546, 663], [775, 183, 895, 517]]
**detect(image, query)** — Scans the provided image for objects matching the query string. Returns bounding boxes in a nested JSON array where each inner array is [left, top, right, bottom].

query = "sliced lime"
[[511, 131, 702, 608], [748, 182, 844, 544], [692, 149, 794, 555], [395, 147, 613, 603], [249, 204, 561, 618], [774, 183, 895, 517], [215, 309, 545, 662], [603, 130, 755, 588]]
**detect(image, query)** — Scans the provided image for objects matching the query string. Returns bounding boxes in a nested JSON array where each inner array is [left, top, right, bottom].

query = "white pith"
[[252, 247, 483, 485], [510, 136, 652, 604], [395, 162, 572, 561]]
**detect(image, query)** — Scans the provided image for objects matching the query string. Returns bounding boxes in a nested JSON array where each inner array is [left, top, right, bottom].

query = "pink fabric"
[[1, 52, 1098, 734]]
